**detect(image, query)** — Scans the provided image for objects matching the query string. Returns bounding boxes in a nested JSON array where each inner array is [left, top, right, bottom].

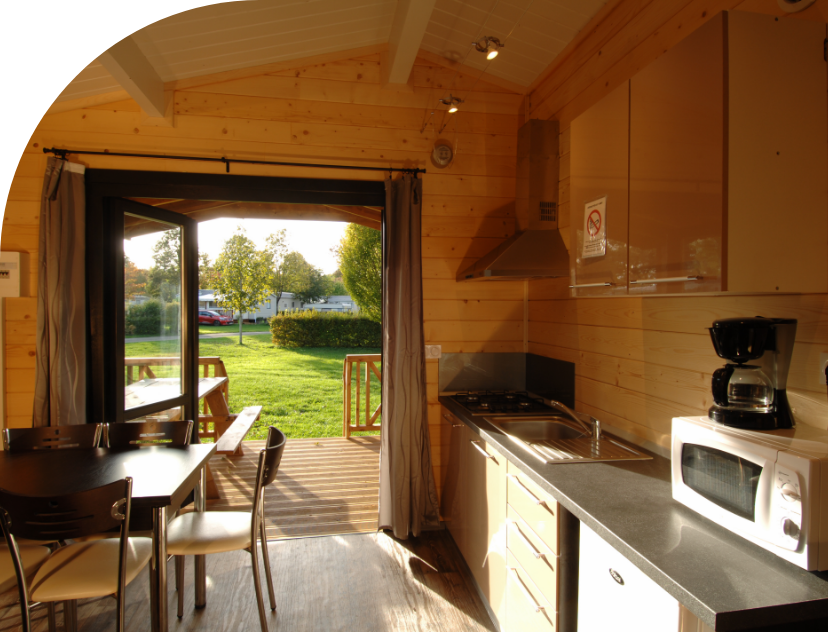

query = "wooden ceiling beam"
[[383, 0, 437, 89], [98, 36, 172, 124], [324, 205, 382, 223]]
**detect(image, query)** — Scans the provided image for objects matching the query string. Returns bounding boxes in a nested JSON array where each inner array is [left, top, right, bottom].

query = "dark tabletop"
[[0, 444, 216, 510], [440, 396, 828, 632]]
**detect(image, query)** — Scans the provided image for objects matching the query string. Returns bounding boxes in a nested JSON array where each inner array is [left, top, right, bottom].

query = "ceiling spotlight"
[[473, 36, 503, 60], [439, 95, 464, 114]]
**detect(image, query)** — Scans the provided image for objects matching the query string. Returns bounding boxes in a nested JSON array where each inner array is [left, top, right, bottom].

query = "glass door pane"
[[123, 214, 183, 414]]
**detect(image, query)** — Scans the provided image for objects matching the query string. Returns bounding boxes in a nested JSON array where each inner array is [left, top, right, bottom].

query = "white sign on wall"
[[582, 196, 607, 259]]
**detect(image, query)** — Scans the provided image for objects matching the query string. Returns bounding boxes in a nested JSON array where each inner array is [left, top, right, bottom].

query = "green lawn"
[[198, 323, 271, 335], [125, 335, 381, 440]]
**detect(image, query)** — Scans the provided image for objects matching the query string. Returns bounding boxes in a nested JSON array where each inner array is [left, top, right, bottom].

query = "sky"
[[123, 218, 349, 275]]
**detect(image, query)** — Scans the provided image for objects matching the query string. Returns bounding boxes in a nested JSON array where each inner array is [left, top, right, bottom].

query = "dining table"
[[0, 442, 216, 632]]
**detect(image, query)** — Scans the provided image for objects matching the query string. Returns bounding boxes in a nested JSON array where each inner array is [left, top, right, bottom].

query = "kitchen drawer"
[[506, 550, 556, 632], [507, 504, 558, 606], [507, 462, 558, 554]]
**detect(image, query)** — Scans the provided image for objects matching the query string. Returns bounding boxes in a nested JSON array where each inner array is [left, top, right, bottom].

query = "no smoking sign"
[[582, 196, 607, 259]]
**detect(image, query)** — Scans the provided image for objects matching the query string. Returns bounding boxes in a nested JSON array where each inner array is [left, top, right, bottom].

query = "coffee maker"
[[707, 317, 797, 429]]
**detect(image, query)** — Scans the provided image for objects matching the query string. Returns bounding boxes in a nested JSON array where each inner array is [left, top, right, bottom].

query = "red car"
[[199, 310, 233, 326]]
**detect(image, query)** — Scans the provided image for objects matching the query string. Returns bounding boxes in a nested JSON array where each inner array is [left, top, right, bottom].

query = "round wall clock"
[[431, 142, 454, 169]]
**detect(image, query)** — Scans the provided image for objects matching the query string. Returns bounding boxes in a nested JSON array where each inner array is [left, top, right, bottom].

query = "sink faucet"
[[547, 400, 599, 439]]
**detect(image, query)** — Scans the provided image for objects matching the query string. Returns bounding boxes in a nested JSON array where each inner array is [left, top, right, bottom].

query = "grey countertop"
[[439, 396, 828, 632]]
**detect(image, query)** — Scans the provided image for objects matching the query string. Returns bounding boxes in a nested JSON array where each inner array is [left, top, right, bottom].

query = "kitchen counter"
[[439, 396, 828, 632]]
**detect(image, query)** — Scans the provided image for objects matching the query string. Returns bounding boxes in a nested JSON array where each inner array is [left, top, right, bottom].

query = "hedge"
[[125, 300, 180, 336], [269, 310, 381, 347]]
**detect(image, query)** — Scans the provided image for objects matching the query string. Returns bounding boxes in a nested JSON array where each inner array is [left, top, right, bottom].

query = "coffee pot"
[[708, 317, 797, 429]]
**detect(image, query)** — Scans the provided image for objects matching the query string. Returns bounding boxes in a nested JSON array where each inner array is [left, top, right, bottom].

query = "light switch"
[[425, 345, 442, 359]]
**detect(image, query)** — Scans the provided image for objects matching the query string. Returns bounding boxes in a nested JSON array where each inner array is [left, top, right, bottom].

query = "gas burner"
[[449, 390, 556, 416], [518, 401, 533, 408]]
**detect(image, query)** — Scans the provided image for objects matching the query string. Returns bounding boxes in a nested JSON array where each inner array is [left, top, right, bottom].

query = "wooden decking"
[[207, 435, 381, 539]]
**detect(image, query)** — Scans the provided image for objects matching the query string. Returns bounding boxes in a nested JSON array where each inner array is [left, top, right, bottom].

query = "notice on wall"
[[582, 196, 607, 259]]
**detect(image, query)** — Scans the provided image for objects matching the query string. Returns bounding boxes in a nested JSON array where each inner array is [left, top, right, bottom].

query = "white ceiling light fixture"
[[439, 94, 464, 113], [473, 36, 503, 60]]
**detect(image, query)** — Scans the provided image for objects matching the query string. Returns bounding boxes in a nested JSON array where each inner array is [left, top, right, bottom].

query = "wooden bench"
[[210, 406, 263, 456]]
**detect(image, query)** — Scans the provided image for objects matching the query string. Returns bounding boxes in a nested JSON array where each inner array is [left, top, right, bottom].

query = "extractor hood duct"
[[458, 119, 569, 282]]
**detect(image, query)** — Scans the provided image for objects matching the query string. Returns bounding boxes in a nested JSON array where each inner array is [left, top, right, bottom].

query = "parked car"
[[199, 310, 233, 326]]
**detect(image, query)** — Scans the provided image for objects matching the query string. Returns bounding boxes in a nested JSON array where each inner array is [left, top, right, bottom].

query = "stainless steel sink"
[[488, 416, 652, 464]]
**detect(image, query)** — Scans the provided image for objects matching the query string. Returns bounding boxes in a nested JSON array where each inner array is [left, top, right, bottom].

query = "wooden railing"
[[343, 354, 381, 438]]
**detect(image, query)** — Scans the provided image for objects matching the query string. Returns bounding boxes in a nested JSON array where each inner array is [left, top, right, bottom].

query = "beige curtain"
[[33, 158, 87, 427], [378, 174, 440, 539]]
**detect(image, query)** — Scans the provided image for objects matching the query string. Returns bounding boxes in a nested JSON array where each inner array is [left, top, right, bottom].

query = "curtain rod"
[[41, 147, 426, 175]]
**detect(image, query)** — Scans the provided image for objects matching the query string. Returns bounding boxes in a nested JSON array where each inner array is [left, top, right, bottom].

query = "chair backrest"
[[105, 420, 193, 448], [259, 426, 287, 489], [0, 478, 132, 542], [3, 424, 103, 452]]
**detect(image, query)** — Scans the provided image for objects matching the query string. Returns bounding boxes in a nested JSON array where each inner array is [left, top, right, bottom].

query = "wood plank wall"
[[2, 52, 525, 494], [527, 0, 828, 450]]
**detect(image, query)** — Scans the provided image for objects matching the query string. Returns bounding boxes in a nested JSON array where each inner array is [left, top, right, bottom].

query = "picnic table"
[[125, 376, 229, 417]]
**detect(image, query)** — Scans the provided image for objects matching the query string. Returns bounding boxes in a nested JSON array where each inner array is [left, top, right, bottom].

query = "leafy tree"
[[214, 228, 269, 344], [124, 255, 148, 300], [262, 231, 294, 312], [287, 253, 327, 304], [323, 271, 347, 297], [336, 224, 381, 322], [198, 251, 218, 289], [146, 229, 181, 302]]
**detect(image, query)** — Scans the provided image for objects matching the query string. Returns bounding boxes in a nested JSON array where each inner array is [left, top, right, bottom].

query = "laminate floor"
[[208, 437, 380, 539], [0, 530, 495, 632]]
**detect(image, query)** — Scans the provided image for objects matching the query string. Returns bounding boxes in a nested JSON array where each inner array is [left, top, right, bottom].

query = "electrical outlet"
[[425, 345, 442, 359], [820, 353, 828, 385]]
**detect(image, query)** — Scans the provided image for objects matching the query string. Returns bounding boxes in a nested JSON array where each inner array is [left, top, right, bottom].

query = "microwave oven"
[[672, 416, 828, 570]]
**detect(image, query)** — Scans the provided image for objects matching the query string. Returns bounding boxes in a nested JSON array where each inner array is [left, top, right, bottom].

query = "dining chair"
[[166, 426, 286, 631], [0, 477, 153, 632], [104, 419, 194, 448], [3, 424, 103, 452]]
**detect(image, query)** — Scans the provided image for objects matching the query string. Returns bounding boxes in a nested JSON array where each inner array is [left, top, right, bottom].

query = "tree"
[[124, 255, 148, 300], [336, 224, 381, 322], [286, 252, 327, 304], [323, 271, 347, 297], [214, 228, 269, 344], [146, 229, 181, 302], [262, 231, 294, 312], [198, 251, 218, 289]]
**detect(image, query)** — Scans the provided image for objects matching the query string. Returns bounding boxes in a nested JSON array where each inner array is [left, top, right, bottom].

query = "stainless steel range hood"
[[456, 229, 570, 281], [458, 119, 569, 282]]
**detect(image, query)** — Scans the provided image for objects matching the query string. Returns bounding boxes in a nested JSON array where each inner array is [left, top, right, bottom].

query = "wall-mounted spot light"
[[439, 95, 464, 113], [473, 36, 503, 60]]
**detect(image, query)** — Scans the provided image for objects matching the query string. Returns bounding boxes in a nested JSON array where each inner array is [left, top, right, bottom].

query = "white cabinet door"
[[578, 523, 679, 632]]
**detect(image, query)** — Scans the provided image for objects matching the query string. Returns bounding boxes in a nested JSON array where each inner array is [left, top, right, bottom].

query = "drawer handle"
[[507, 519, 543, 560], [569, 282, 614, 288], [471, 441, 494, 460], [507, 474, 546, 507], [509, 567, 545, 613], [630, 275, 703, 285], [609, 568, 625, 585], [442, 413, 463, 428]]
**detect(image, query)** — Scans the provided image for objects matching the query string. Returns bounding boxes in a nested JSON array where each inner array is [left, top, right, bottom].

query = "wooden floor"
[[0, 530, 496, 632], [208, 436, 380, 539]]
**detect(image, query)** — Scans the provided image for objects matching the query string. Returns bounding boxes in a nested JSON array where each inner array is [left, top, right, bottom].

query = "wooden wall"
[[527, 0, 828, 450], [3, 50, 525, 493]]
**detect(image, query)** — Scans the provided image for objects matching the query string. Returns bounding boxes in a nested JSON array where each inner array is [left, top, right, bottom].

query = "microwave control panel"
[[772, 464, 803, 551]]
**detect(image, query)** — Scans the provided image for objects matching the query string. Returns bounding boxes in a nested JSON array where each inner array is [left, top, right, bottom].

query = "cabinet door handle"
[[630, 276, 703, 284], [470, 440, 494, 459], [507, 474, 546, 507], [569, 282, 615, 288], [508, 567, 546, 613], [508, 519, 543, 559]]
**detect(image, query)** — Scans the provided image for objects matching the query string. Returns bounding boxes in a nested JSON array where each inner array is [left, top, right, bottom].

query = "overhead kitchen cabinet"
[[569, 80, 630, 297], [628, 11, 827, 295]]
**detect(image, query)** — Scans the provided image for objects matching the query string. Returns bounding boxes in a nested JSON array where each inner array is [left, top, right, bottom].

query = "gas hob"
[[448, 390, 556, 416]]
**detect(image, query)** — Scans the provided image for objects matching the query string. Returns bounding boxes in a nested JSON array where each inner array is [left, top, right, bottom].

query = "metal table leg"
[[150, 506, 168, 632], [195, 466, 207, 608]]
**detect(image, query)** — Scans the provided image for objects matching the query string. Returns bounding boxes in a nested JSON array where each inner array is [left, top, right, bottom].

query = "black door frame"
[[86, 169, 386, 427]]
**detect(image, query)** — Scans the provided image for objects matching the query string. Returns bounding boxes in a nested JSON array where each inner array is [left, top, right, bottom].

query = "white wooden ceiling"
[[58, 0, 607, 103]]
